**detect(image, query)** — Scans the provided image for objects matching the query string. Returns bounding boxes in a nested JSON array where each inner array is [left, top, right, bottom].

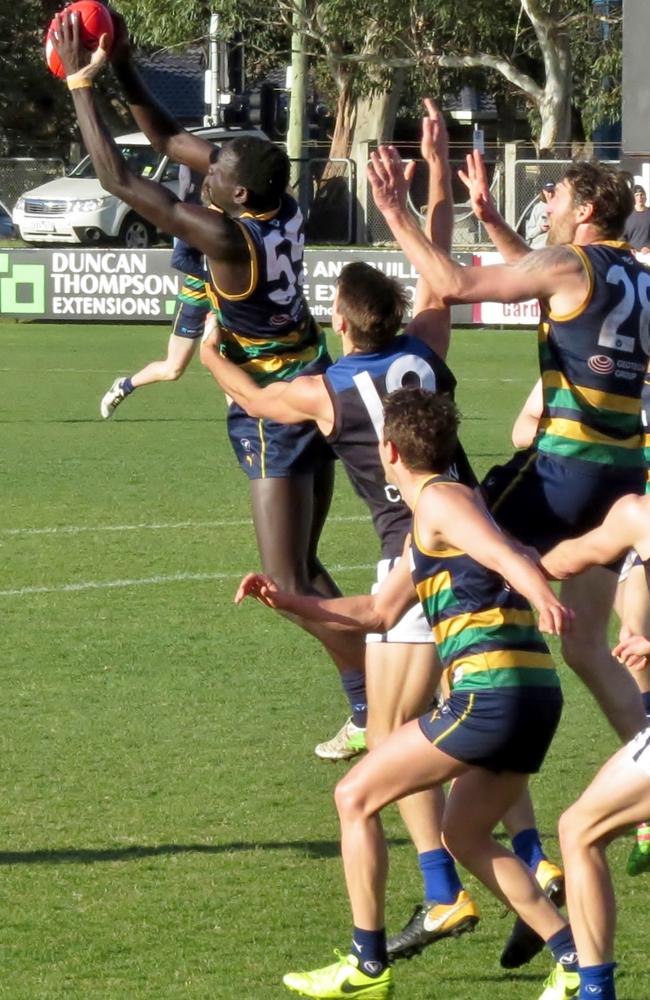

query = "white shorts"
[[626, 724, 650, 778], [618, 548, 642, 584], [366, 558, 434, 645]]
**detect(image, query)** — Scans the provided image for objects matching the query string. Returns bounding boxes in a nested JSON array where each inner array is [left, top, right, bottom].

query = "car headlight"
[[70, 196, 112, 213], [14, 197, 25, 212]]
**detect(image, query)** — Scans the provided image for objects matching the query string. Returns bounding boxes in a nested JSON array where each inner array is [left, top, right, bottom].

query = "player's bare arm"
[[369, 144, 588, 310], [199, 338, 334, 431], [410, 99, 453, 357], [235, 542, 417, 632], [458, 149, 529, 263], [52, 14, 250, 269], [542, 495, 650, 579], [512, 378, 543, 449], [107, 8, 213, 174], [418, 481, 572, 635]]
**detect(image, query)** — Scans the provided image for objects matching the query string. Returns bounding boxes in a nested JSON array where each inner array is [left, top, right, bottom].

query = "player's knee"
[[334, 772, 368, 822], [561, 632, 603, 675], [441, 819, 474, 864], [559, 801, 598, 854], [162, 362, 186, 381], [558, 805, 579, 857]]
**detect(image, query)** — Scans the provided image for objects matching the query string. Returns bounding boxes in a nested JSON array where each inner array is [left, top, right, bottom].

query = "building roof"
[[136, 49, 205, 125]]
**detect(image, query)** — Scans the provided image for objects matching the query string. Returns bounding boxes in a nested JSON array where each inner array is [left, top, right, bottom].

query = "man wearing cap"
[[623, 185, 650, 255], [525, 181, 555, 248]]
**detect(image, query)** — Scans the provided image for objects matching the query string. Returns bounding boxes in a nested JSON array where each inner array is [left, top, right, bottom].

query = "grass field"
[[0, 319, 645, 999]]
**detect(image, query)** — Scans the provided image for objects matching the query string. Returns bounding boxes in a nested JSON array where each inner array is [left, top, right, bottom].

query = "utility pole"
[[204, 13, 230, 126], [286, 0, 307, 200]]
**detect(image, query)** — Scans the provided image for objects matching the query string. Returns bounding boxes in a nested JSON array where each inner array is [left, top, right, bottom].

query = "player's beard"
[[547, 214, 574, 246]]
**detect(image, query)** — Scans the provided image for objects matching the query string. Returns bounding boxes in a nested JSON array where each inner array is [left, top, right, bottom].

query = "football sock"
[[351, 926, 388, 977], [578, 962, 616, 999], [340, 670, 367, 728], [642, 691, 650, 717], [419, 847, 463, 904], [512, 827, 546, 870], [547, 925, 578, 972], [122, 377, 135, 396]]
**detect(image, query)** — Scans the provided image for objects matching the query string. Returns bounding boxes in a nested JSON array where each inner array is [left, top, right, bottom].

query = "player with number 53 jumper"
[[50, 6, 371, 731]]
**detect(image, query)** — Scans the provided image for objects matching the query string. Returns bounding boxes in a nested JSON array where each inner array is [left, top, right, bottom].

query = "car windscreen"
[[69, 145, 164, 179]]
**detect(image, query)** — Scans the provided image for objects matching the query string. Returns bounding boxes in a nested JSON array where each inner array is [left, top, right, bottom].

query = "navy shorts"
[[419, 686, 563, 774], [228, 404, 335, 480], [171, 299, 209, 340], [482, 449, 646, 555]]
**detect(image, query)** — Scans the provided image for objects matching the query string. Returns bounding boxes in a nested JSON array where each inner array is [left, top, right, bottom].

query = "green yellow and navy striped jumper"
[[410, 476, 559, 693], [177, 273, 209, 310], [205, 193, 328, 387], [537, 242, 649, 470]]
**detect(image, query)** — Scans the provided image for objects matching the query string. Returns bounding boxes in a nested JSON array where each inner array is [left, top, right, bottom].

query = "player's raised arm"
[[368, 144, 587, 310], [107, 8, 213, 174], [422, 481, 572, 635], [51, 13, 248, 262], [236, 545, 418, 633], [458, 149, 529, 263], [542, 495, 649, 580], [407, 99, 452, 359]]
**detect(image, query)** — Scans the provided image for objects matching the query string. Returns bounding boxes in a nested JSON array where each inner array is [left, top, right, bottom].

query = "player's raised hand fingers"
[[472, 149, 490, 188], [404, 159, 416, 184], [423, 97, 440, 120], [368, 150, 390, 187]]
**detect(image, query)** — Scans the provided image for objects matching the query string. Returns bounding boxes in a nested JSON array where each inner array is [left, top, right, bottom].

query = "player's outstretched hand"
[[537, 599, 574, 636], [235, 572, 281, 609], [612, 633, 650, 670], [420, 99, 448, 163], [458, 150, 499, 225], [51, 10, 109, 81], [368, 145, 415, 217]]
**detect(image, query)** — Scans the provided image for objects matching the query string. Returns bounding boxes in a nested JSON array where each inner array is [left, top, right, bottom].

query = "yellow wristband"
[[67, 76, 93, 91]]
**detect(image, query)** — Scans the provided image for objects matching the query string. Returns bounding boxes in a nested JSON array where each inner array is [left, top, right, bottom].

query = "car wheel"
[[120, 215, 154, 249]]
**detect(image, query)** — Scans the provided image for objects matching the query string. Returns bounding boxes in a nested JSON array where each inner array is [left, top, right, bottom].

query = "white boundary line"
[[0, 564, 375, 599], [1, 515, 370, 538]]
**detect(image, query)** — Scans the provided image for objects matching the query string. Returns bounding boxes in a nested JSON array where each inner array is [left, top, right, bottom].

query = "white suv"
[[12, 126, 263, 248]]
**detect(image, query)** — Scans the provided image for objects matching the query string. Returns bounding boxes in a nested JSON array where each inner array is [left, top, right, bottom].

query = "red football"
[[45, 1, 114, 79]]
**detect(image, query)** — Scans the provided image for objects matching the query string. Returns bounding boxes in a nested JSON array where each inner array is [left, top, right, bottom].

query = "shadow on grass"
[[0, 837, 409, 865]]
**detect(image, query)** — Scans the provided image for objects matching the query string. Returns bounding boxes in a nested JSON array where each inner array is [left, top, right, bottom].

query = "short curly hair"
[[382, 388, 459, 474]]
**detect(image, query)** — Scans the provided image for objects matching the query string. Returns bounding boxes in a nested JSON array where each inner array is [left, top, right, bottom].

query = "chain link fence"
[[0, 150, 625, 247], [0, 158, 67, 211], [364, 156, 504, 249]]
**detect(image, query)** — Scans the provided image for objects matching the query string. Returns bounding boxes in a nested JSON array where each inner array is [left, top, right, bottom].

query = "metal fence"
[[0, 149, 626, 249], [0, 158, 66, 211], [513, 158, 619, 235], [364, 157, 505, 248]]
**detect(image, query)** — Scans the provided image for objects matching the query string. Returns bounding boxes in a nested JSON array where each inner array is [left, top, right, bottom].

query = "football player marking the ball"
[[201, 102, 482, 962], [236, 389, 580, 1000], [50, 10, 370, 747], [542, 494, 650, 1000]]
